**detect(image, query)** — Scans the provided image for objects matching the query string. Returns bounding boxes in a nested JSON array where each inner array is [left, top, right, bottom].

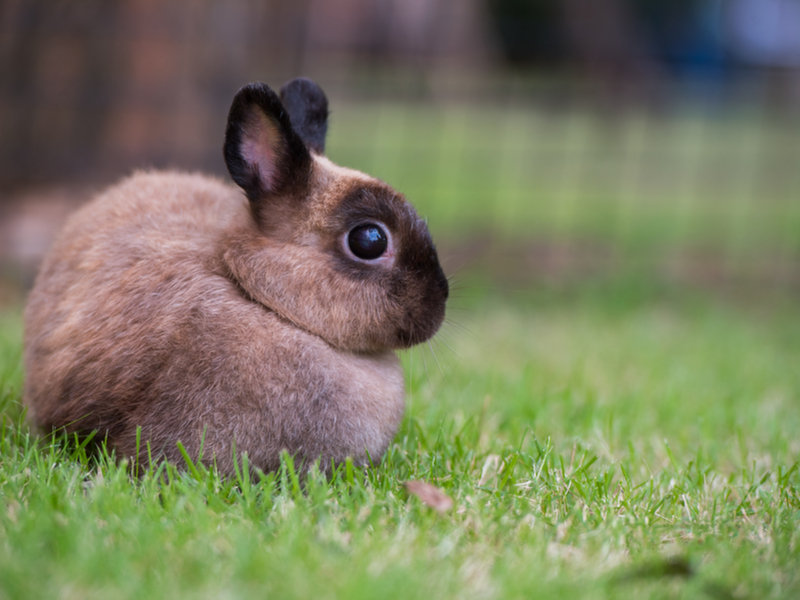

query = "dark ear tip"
[[229, 82, 281, 119], [279, 78, 327, 104], [279, 78, 329, 155]]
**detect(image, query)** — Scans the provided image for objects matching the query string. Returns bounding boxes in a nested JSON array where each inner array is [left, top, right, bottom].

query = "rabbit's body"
[[24, 79, 446, 473]]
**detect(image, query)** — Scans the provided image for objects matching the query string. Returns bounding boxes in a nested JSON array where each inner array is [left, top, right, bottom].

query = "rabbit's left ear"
[[224, 82, 311, 203], [279, 78, 329, 155]]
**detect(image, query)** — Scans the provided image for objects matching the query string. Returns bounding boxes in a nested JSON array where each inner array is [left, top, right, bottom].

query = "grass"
[[1, 282, 799, 599], [2, 97, 800, 598]]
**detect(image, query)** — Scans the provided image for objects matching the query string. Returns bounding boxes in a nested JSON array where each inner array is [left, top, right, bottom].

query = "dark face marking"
[[321, 180, 449, 348], [336, 184, 402, 232]]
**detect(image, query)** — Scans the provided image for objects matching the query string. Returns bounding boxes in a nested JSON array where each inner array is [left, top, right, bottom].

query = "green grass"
[[2, 284, 799, 599], [2, 98, 799, 598]]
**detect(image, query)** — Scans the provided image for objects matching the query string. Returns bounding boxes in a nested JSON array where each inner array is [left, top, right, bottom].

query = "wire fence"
[[1, 0, 800, 292], [326, 94, 800, 290]]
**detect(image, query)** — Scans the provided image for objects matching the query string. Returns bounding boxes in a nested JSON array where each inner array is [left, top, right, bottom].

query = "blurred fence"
[[0, 0, 489, 189], [1, 0, 800, 294], [326, 93, 800, 290]]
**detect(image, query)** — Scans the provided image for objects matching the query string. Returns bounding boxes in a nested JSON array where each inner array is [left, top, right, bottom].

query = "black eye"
[[347, 224, 388, 260]]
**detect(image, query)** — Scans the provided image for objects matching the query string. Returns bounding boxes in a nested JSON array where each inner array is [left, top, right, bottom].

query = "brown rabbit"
[[23, 78, 448, 475]]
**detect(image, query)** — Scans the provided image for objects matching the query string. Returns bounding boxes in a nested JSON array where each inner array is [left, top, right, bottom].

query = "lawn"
[[1, 99, 799, 599], [1, 281, 799, 599]]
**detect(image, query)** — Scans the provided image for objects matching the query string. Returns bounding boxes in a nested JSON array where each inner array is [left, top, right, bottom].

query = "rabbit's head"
[[222, 79, 448, 353]]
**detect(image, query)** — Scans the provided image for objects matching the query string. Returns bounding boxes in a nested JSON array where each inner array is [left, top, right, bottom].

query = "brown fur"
[[23, 80, 447, 474]]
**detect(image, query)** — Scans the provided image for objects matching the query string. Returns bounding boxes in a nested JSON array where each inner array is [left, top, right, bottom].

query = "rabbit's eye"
[[348, 224, 388, 260]]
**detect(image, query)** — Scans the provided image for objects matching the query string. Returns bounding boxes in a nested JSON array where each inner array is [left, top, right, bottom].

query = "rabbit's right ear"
[[224, 83, 312, 204]]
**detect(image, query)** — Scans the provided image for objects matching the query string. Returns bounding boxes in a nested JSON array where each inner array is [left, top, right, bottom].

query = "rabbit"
[[23, 78, 448, 475]]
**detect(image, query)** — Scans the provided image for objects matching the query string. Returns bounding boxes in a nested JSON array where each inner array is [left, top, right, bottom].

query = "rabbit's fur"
[[23, 79, 448, 474]]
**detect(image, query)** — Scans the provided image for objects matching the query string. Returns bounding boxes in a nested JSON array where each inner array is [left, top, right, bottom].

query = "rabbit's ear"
[[279, 78, 329, 155], [224, 83, 311, 202]]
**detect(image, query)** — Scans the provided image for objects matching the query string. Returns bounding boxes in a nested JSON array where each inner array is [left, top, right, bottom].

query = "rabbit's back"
[[24, 171, 405, 472]]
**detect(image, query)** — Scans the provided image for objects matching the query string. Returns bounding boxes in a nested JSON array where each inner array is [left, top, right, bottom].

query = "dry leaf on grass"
[[404, 480, 454, 513]]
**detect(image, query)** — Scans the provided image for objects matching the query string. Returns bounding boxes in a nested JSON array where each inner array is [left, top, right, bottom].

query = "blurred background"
[[1, 0, 799, 299]]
